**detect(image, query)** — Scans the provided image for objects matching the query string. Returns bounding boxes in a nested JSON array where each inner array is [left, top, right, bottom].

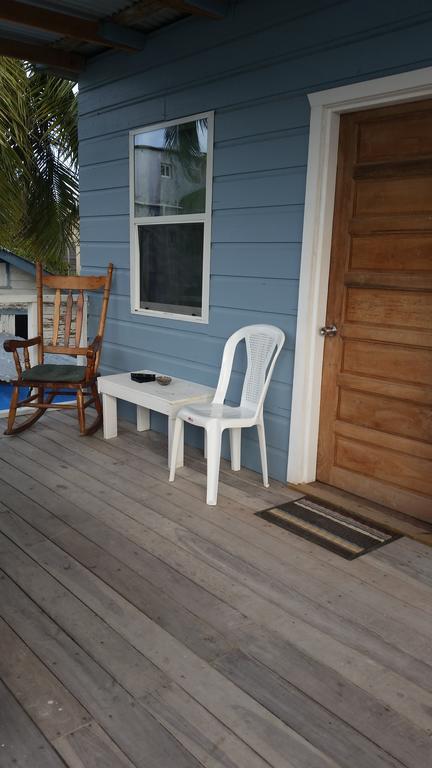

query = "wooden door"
[[317, 100, 432, 522]]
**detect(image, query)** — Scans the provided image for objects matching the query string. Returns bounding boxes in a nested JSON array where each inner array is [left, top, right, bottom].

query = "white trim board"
[[287, 65, 432, 484]]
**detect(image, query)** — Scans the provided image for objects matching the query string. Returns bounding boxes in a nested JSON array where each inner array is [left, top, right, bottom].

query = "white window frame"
[[287, 65, 432, 484], [129, 111, 214, 324], [160, 162, 172, 178]]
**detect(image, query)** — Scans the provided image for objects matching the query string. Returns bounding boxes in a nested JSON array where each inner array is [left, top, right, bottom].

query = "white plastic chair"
[[169, 324, 285, 505]]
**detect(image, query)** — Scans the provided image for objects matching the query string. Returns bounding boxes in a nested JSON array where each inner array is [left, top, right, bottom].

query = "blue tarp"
[[0, 383, 30, 409]]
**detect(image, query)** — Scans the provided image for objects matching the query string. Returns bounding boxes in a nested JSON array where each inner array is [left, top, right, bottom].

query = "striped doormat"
[[256, 496, 400, 559]]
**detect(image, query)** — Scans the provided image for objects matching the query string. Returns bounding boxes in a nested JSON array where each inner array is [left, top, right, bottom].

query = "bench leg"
[[168, 416, 184, 469], [102, 394, 117, 439], [137, 405, 150, 432]]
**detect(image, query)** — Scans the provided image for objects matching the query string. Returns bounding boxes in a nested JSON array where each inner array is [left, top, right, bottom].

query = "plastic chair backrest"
[[213, 325, 285, 413]]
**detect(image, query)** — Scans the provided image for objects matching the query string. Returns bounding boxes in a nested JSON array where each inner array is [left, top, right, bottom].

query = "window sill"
[[131, 307, 208, 324]]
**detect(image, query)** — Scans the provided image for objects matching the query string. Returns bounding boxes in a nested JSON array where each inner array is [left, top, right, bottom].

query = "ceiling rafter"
[[0, 36, 84, 73], [0, 0, 148, 52]]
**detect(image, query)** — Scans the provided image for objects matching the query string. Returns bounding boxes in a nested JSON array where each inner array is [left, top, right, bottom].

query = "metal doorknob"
[[319, 324, 338, 337]]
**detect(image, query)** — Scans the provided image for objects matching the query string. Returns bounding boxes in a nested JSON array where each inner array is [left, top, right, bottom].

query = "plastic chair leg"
[[229, 428, 241, 471], [169, 417, 183, 482], [257, 420, 269, 487], [206, 423, 222, 505]]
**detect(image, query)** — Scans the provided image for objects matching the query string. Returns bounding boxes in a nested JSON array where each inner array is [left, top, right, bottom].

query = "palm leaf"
[[164, 117, 207, 182], [0, 58, 78, 272]]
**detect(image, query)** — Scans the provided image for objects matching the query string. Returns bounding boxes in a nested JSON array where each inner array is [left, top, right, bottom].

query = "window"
[[130, 112, 213, 322], [160, 162, 171, 178], [0, 262, 8, 287]]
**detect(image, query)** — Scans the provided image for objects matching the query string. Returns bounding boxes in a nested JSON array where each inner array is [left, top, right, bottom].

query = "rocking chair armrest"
[[3, 336, 41, 378], [3, 336, 42, 353], [84, 335, 102, 380], [85, 335, 102, 361]]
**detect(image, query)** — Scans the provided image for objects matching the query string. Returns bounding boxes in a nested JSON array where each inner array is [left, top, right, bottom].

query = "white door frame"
[[287, 65, 432, 484]]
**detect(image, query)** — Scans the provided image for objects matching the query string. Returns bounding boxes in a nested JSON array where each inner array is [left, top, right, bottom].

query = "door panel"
[[350, 235, 432, 271], [345, 288, 432, 329], [335, 438, 432, 496], [317, 100, 432, 520], [355, 176, 432, 214], [338, 390, 432, 442], [357, 112, 432, 161], [342, 341, 431, 385], [337, 373, 432, 405]]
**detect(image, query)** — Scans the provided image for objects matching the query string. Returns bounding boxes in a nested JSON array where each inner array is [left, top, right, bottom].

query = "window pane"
[[138, 223, 204, 315], [134, 118, 208, 217]]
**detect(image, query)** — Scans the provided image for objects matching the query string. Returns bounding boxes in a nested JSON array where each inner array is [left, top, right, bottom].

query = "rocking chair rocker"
[[3, 262, 113, 436]]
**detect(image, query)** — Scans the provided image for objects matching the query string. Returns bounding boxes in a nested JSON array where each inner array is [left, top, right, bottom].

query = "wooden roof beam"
[[0, 37, 85, 74], [0, 1, 147, 52], [158, 1, 228, 19]]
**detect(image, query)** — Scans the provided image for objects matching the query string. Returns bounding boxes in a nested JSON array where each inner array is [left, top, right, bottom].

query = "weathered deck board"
[[0, 563, 201, 768], [0, 678, 66, 768], [4, 425, 431, 637], [54, 722, 136, 768], [213, 650, 404, 768], [28, 416, 432, 613], [0, 527, 339, 768], [0, 617, 91, 742], [2, 432, 431, 670], [0, 414, 431, 768], [0, 616, 134, 767]]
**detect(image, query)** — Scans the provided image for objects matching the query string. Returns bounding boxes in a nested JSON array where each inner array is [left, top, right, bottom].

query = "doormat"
[[255, 497, 400, 559]]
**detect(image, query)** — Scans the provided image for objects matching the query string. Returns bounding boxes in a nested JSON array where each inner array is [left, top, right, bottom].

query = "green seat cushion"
[[21, 364, 87, 383]]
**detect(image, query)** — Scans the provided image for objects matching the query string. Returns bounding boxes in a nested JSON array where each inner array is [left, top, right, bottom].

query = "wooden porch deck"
[[0, 412, 431, 768]]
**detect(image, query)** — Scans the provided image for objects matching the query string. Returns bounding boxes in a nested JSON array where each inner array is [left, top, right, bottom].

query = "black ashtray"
[[130, 372, 156, 383]]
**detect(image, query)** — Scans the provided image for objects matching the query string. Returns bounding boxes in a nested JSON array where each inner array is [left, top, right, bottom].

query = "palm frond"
[[164, 117, 207, 182], [0, 58, 78, 272]]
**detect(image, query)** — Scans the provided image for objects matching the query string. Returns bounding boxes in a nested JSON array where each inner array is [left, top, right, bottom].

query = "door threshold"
[[288, 481, 432, 547]]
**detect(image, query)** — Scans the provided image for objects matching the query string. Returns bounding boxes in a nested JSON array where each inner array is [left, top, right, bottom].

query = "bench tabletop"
[[98, 370, 215, 412]]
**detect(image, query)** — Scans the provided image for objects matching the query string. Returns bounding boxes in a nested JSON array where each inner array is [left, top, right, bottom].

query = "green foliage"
[[179, 187, 206, 212], [164, 117, 207, 183], [0, 58, 78, 273]]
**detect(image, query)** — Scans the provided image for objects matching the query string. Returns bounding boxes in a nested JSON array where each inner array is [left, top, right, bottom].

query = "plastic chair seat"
[[179, 402, 256, 428]]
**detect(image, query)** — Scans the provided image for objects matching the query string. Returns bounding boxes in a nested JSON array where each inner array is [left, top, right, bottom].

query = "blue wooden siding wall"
[[78, 0, 432, 481]]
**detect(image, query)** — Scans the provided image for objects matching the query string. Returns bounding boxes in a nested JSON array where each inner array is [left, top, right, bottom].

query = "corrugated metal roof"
[[0, 1, 186, 42], [113, 1, 185, 33], [0, 1, 218, 75], [20, 1, 139, 20], [0, 1, 150, 53]]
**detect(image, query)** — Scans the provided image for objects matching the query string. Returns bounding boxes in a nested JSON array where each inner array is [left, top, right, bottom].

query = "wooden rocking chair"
[[3, 262, 113, 436]]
